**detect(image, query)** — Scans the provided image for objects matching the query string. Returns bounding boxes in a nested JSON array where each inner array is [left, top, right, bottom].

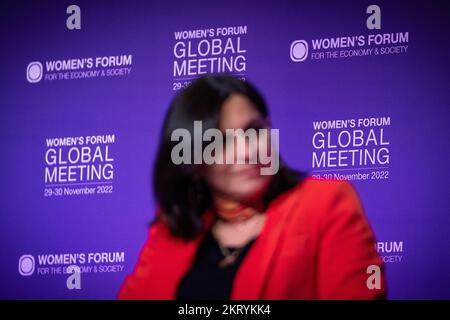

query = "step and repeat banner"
[[1, 0, 449, 299]]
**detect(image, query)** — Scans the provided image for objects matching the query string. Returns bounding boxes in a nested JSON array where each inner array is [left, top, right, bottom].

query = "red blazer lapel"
[[149, 211, 215, 299], [231, 186, 301, 299]]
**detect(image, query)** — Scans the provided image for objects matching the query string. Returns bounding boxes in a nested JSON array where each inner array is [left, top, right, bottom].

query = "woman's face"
[[203, 94, 272, 202]]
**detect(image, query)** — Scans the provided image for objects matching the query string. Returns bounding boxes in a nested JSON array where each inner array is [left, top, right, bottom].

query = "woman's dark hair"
[[153, 74, 305, 240]]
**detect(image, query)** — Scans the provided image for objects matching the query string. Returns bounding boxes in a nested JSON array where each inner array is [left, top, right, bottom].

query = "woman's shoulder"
[[278, 176, 364, 225], [276, 176, 373, 250], [288, 176, 358, 203], [148, 207, 214, 242]]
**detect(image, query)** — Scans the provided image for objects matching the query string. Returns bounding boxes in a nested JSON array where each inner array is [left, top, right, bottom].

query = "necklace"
[[212, 213, 264, 268]]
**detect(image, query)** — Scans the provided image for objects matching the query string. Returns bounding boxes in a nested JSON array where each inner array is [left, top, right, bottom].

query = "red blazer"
[[118, 178, 385, 299]]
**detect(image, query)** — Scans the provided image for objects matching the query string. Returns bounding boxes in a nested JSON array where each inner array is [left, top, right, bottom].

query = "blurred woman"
[[118, 75, 385, 299]]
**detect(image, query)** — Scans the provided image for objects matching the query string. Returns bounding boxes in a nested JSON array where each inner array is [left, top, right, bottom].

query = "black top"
[[176, 229, 257, 300]]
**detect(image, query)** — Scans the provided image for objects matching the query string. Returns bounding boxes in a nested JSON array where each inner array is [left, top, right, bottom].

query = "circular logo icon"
[[18, 254, 35, 276], [290, 40, 309, 62], [26, 61, 43, 83]]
